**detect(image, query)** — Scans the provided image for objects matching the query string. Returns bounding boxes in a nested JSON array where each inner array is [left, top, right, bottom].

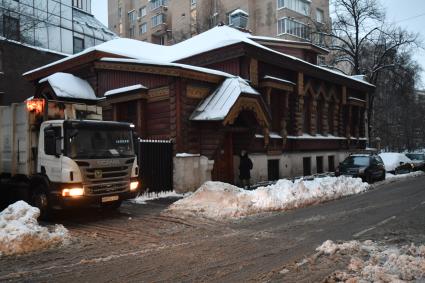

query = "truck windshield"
[[65, 126, 134, 159]]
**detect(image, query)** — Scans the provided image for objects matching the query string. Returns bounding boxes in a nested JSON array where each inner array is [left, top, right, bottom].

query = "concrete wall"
[[173, 150, 350, 192], [173, 154, 214, 193], [233, 150, 351, 184]]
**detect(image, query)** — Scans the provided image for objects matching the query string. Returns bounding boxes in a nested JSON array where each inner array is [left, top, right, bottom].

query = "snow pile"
[[131, 191, 190, 204], [386, 171, 424, 180], [317, 240, 425, 282], [0, 201, 70, 256], [169, 176, 369, 220], [379, 152, 412, 172]]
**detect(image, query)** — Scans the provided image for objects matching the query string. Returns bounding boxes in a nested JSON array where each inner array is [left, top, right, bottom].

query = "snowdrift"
[[317, 240, 425, 281], [0, 201, 70, 256], [169, 176, 369, 220]]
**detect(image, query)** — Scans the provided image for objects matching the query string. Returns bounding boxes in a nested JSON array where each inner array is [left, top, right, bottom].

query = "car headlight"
[[62, 188, 84, 197], [130, 181, 139, 191]]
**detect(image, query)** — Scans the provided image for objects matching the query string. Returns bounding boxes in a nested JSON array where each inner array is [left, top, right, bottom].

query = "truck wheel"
[[101, 200, 122, 211], [31, 185, 51, 220]]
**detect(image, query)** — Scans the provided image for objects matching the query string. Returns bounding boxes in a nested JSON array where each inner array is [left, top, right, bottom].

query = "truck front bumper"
[[49, 190, 139, 209]]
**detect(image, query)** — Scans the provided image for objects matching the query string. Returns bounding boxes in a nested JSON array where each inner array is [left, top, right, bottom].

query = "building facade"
[[24, 26, 373, 192], [108, 0, 330, 46], [0, 0, 116, 54]]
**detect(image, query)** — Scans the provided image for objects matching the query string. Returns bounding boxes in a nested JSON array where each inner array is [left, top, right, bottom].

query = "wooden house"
[[24, 26, 374, 192]]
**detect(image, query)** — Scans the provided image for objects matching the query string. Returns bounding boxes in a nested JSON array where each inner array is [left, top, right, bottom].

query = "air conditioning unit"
[[137, 17, 142, 22]]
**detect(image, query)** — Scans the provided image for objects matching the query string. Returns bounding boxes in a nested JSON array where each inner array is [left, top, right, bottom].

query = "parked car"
[[336, 154, 386, 183], [405, 153, 425, 171], [379, 152, 414, 174]]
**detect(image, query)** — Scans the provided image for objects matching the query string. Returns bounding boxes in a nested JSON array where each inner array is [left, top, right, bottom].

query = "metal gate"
[[138, 140, 173, 193]]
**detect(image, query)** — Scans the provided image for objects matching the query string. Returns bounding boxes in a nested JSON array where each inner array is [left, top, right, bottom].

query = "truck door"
[[38, 125, 63, 182]]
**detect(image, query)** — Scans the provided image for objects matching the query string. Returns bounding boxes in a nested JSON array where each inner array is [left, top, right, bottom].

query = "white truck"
[[0, 98, 140, 217]]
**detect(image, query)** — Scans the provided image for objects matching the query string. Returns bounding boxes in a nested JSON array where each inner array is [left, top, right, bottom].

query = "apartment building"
[[108, 0, 330, 45]]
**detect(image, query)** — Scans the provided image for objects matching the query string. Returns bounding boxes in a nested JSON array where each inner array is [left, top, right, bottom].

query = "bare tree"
[[319, 0, 421, 141]]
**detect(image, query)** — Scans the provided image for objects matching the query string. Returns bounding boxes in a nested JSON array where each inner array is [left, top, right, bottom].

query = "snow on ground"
[[375, 171, 425, 187], [316, 240, 425, 281], [0, 201, 70, 256], [168, 176, 369, 220], [131, 191, 190, 204]]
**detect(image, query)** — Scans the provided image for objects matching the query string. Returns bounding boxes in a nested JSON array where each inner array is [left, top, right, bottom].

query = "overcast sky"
[[91, 0, 425, 87]]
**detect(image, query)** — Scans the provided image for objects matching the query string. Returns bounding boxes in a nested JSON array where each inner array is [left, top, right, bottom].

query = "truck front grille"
[[77, 159, 134, 196], [85, 181, 129, 195]]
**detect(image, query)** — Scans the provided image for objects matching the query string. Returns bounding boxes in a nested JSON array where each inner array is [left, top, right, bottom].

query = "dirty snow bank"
[[131, 191, 190, 204], [317, 240, 425, 281], [386, 171, 424, 180], [169, 176, 369, 220], [0, 201, 70, 256]]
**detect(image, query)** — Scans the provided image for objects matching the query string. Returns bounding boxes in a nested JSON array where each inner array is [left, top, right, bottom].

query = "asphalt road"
[[1, 175, 424, 282]]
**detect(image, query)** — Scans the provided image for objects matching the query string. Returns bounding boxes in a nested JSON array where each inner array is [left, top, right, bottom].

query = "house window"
[[277, 0, 310, 16], [303, 157, 311, 176], [139, 6, 147, 17], [316, 156, 323, 174], [3, 15, 20, 41], [268, 160, 280, 181], [229, 9, 248, 29], [316, 8, 324, 23], [191, 0, 197, 6], [328, 156, 335, 172], [129, 26, 135, 38], [277, 18, 311, 40], [73, 37, 84, 53], [139, 23, 147, 35], [150, 0, 167, 11], [128, 10, 136, 24], [151, 14, 165, 27]]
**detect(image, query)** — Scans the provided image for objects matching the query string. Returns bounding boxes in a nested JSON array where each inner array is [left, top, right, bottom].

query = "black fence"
[[137, 139, 173, 193]]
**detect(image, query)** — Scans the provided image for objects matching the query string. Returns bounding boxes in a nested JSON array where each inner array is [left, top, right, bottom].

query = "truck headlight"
[[62, 188, 84, 197], [130, 181, 139, 191]]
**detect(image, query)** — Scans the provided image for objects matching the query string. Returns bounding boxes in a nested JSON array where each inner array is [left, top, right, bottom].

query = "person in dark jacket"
[[239, 150, 253, 189]]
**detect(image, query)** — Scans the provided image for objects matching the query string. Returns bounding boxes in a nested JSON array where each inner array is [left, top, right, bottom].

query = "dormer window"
[[229, 9, 248, 29]]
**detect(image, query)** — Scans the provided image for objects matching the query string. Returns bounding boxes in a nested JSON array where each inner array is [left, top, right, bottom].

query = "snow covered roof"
[[230, 9, 249, 16], [24, 26, 374, 88], [39, 72, 97, 101], [263, 75, 296, 85], [190, 77, 259, 121], [104, 84, 147, 97]]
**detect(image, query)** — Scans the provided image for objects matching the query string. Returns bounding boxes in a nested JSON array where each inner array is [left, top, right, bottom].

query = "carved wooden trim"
[[103, 92, 148, 104], [148, 86, 170, 103], [297, 72, 304, 96], [186, 84, 211, 99], [223, 96, 270, 128], [94, 62, 223, 83], [259, 81, 294, 92], [250, 58, 259, 86]]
